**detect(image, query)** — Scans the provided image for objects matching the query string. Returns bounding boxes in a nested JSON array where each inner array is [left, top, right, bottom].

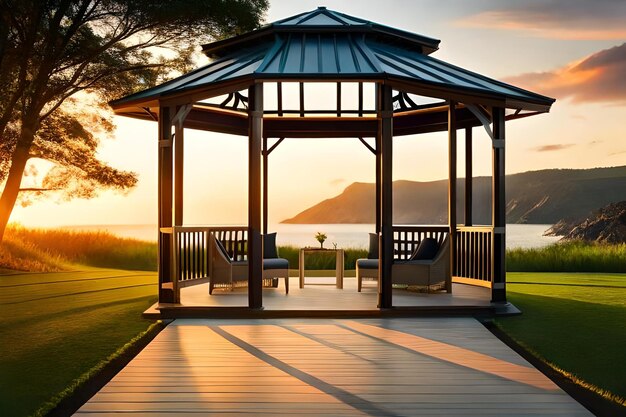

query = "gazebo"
[[110, 7, 554, 311]]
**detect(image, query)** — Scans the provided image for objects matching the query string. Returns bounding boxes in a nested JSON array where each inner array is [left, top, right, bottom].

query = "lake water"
[[61, 223, 560, 249]]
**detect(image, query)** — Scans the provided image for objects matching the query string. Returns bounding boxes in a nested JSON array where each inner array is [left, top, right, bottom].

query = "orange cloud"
[[329, 178, 345, 186], [458, 1, 626, 40], [531, 144, 575, 152], [504, 43, 626, 105]]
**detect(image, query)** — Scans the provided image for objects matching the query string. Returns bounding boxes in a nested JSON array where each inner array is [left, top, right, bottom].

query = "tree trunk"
[[0, 120, 36, 242]]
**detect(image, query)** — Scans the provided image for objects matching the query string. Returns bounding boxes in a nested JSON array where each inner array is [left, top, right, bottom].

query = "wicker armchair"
[[392, 236, 451, 292], [209, 233, 248, 294]]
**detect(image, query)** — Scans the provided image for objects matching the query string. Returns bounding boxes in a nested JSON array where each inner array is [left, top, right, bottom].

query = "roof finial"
[[317, 6, 327, 10]]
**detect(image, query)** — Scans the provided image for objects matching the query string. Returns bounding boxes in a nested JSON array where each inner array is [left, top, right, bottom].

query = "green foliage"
[[278, 245, 368, 270], [507, 241, 626, 272], [2, 224, 157, 271], [0, 0, 269, 236], [0, 268, 158, 417], [315, 232, 327, 245], [496, 272, 626, 405]]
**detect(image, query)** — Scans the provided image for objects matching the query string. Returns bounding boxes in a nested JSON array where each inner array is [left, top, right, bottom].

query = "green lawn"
[[0, 267, 157, 417], [496, 272, 626, 404]]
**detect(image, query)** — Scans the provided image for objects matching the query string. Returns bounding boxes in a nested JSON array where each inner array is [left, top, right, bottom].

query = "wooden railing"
[[392, 225, 449, 260], [453, 226, 493, 287], [160, 226, 248, 289], [392, 225, 493, 288]]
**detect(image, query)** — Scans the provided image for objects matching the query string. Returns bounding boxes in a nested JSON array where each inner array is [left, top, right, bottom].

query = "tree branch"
[[19, 187, 58, 192]]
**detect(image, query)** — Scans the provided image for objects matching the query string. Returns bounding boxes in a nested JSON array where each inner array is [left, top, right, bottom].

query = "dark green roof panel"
[[110, 8, 554, 110]]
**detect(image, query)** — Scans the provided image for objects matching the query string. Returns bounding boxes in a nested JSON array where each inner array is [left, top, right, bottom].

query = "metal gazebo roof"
[[110, 7, 555, 112]]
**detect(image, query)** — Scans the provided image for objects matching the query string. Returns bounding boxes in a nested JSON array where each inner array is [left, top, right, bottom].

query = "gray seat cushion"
[[394, 259, 431, 266], [263, 258, 289, 270], [357, 258, 379, 269]]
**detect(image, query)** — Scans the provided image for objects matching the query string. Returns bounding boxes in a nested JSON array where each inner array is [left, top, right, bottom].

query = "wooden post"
[[299, 82, 304, 117], [448, 101, 457, 292], [158, 106, 175, 303], [277, 82, 283, 117], [465, 127, 472, 227], [336, 82, 342, 117], [262, 136, 268, 234], [248, 83, 263, 309], [173, 109, 184, 226], [492, 107, 506, 302], [375, 135, 381, 233], [378, 84, 393, 308]]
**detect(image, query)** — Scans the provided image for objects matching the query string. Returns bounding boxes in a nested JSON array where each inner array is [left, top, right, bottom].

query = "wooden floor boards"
[[74, 318, 592, 416]]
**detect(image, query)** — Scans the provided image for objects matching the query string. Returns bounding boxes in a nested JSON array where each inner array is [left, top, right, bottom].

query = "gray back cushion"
[[263, 232, 279, 259], [367, 233, 379, 259], [215, 237, 231, 260], [410, 237, 439, 260]]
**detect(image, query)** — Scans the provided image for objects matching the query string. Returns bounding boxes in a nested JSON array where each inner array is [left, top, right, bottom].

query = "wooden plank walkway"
[[74, 318, 592, 416]]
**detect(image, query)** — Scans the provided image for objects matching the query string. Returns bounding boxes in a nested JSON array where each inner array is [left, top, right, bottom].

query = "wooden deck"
[[145, 278, 506, 318], [74, 318, 592, 416]]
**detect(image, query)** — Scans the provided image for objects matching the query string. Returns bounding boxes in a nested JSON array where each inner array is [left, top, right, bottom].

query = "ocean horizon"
[[58, 223, 560, 250]]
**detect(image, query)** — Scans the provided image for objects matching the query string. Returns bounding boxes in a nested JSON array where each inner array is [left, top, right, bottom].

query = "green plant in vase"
[[315, 232, 327, 249]]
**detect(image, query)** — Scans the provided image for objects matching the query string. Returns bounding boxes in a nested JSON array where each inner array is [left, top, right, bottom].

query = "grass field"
[[2, 226, 625, 414], [507, 241, 626, 272], [496, 272, 626, 406], [0, 267, 157, 417], [1, 225, 157, 272]]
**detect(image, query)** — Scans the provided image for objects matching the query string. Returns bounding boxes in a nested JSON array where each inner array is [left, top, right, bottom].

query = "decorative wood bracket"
[[171, 104, 192, 128], [358, 137, 376, 154], [465, 103, 505, 149], [392, 91, 420, 112], [264, 138, 285, 156], [220, 91, 249, 112], [466, 103, 494, 140], [141, 107, 158, 121]]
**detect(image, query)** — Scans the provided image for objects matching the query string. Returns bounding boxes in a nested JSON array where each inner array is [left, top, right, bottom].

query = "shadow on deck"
[[144, 277, 519, 319]]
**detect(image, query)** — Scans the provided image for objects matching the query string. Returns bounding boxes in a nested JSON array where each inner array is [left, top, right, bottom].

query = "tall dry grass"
[[507, 240, 626, 272], [1, 225, 157, 272]]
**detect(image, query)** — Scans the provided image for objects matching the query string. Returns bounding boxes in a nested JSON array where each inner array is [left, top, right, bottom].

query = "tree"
[[0, 0, 268, 241]]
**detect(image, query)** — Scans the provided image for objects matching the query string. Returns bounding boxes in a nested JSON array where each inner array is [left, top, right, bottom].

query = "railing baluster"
[[447, 226, 494, 285]]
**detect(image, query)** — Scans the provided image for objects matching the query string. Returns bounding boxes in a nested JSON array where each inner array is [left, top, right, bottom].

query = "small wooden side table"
[[298, 248, 344, 289]]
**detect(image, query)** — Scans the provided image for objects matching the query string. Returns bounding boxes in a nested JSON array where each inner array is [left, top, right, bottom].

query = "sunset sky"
[[11, 0, 626, 228]]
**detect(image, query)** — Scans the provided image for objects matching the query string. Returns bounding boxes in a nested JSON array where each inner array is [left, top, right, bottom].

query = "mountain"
[[545, 201, 626, 243], [281, 166, 626, 225]]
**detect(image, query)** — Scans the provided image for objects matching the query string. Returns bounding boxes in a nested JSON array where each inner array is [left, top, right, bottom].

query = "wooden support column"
[[375, 136, 381, 233], [158, 105, 174, 303], [465, 127, 473, 226], [262, 136, 268, 234], [492, 107, 506, 302], [378, 84, 393, 308], [448, 101, 457, 293], [173, 110, 184, 226], [248, 83, 263, 309]]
